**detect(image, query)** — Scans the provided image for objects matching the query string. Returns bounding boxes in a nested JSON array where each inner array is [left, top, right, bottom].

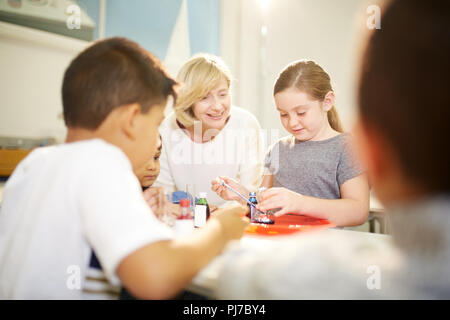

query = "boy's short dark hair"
[[358, 0, 450, 193], [62, 37, 178, 129]]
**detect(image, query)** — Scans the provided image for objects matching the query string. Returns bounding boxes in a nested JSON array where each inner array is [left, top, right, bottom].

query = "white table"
[[188, 228, 391, 298]]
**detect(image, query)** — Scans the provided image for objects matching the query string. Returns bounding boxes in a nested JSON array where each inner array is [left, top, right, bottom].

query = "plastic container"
[[174, 198, 194, 235], [179, 198, 192, 219], [248, 192, 259, 222], [194, 192, 210, 228]]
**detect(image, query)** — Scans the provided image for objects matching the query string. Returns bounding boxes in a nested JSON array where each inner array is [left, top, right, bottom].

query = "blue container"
[[248, 192, 258, 222]]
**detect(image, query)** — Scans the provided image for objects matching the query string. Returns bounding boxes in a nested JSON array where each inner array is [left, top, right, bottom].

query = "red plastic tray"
[[244, 213, 335, 236]]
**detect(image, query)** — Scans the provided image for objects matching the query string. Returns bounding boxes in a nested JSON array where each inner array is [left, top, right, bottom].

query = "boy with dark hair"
[[0, 37, 248, 299]]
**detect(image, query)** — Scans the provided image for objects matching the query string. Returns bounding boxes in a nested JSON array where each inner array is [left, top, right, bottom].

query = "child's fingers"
[[219, 188, 228, 197], [142, 191, 151, 201], [274, 208, 288, 217], [212, 184, 223, 193], [143, 187, 159, 200], [257, 197, 282, 212], [212, 185, 223, 196], [170, 203, 181, 217], [145, 187, 160, 195], [215, 176, 226, 185], [146, 197, 158, 208], [211, 177, 221, 187], [221, 176, 236, 186], [259, 188, 281, 201]]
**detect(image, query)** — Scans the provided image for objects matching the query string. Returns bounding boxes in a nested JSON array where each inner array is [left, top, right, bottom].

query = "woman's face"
[[191, 79, 231, 132], [134, 137, 162, 188]]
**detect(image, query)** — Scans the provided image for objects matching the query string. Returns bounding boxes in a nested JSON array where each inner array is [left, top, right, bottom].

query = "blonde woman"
[[154, 54, 263, 206]]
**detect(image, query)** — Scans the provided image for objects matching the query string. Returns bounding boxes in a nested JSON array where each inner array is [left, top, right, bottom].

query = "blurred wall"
[[0, 21, 89, 142], [221, 0, 376, 137], [0, 0, 220, 142], [75, 0, 220, 59], [1, 0, 379, 143]]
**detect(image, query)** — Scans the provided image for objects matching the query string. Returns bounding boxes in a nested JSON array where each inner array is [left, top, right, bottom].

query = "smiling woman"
[[154, 54, 264, 206]]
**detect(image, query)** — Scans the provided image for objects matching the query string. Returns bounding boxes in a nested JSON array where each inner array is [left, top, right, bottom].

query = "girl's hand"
[[256, 187, 304, 216], [211, 176, 248, 204]]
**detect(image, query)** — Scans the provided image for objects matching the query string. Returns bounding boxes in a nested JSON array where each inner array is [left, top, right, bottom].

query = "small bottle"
[[179, 198, 192, 219], [257, 187, 275, 220], [194, 192, 210, 228], [248, 192, 258, 222], [175, 198, 194, 235]]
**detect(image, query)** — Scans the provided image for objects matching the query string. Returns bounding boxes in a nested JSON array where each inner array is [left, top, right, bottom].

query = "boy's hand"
[[256, 187, 304, 216], [143, 187, 162, 212], [210, 204, 250, 240], [211, 176, 248, 204], [168, 203, 181, 218], [143, 187, 171, 219]]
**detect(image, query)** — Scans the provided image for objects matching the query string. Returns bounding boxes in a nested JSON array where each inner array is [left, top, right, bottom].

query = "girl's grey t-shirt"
[[264, 133, 364, 199]]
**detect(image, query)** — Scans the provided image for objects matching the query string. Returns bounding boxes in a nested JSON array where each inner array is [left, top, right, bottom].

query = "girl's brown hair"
[[274, 60, 343, 133]]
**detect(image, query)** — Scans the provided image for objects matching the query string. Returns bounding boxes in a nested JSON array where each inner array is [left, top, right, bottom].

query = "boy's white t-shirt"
[[155, 106, 264, 206], [0, 139, 174, 299]]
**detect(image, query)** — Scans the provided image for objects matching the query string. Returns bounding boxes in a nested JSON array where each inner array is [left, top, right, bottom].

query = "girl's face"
[[135, 137, 162, 188], [191, 79, 231, 132], [274, 87, 332, 141]]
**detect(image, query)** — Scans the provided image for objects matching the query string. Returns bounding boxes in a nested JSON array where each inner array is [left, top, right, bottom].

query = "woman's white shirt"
[[155, 106, 264, 206]]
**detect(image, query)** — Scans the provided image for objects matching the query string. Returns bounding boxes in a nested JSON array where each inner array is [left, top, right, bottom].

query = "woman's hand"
[[256, 187, 304, 217], [211, 176, 249, 204]]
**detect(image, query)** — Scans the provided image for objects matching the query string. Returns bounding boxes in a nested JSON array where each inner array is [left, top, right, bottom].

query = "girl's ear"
[[322, 91, 335, 112]]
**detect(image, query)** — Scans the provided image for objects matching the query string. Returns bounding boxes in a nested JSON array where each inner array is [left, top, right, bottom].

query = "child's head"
[[174, 53, 232, 131], [273, 60, 343, 141], [62, 37, 177, 170], [355, 0, 450, 205], [134, 135, 162, 188]]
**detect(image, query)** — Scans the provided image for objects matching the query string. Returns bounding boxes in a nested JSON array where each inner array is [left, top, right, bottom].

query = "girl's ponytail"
[[327, 105, 343, 133]]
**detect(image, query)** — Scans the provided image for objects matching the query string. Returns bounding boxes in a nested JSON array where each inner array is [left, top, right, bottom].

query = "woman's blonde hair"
[[274, 60, 344, 133], [174, 53, 232, 127]]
